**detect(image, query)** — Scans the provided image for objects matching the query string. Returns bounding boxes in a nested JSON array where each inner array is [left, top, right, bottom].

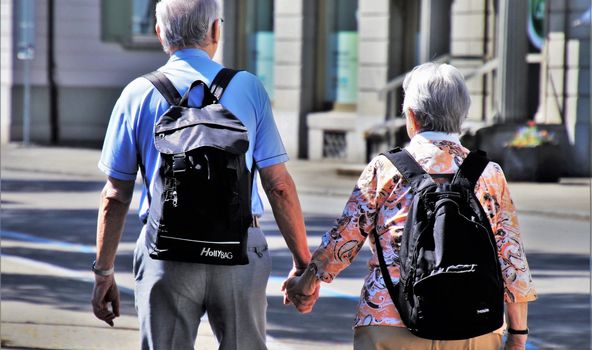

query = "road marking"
[[1, 230, 96, 253]]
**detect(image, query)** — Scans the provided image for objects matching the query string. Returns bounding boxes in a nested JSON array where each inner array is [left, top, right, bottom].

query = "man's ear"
[[155, 23, 164, 46], [211, 19, 220, 44]]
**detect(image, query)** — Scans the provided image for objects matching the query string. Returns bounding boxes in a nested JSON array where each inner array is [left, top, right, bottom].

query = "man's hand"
[[280, 266, 306, 305], [91, 274, 120, 327], [282, 275, 320, 313], [281, 264, 321, 313], [504, 334, 527, 350]]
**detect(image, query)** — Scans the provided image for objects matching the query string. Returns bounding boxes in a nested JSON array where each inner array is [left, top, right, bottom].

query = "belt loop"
[[251, 215, 260, 228]]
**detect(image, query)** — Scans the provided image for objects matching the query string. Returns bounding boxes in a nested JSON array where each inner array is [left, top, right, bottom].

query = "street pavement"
[[1, 144, 590, 350]]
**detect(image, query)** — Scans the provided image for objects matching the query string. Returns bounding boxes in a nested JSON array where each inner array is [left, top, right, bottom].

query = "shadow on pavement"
[[1, 209, 143, 245], [528, 293, 590, 350], [1, 179, 105, 193], [527, 252, 589, 272], [267, 295, 358, 344], [1, 273, 137, 316]]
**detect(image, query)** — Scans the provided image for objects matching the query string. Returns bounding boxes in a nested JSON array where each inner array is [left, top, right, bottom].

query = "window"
[[235, 0, 275, 98], [101, 0, 160, 49], [316, 0, 359, 111]]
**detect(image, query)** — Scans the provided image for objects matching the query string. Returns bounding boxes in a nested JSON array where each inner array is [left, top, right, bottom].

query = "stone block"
[[359, 0, 389, 14], [358, 15, 389, 40], [273, 87, 301, 110], [357, 91, 386, 116], [275, 0, 302, 15], [541, 93, 564, 123], [359, 41, 388, 65], [357, 66, 388, 90], [274, 65, 301, 89], [308, 128, 324, 160], [465, 76, 484, 94], [275, 17, 302, 40], [547, 38, 565, 67], [467, 94, 484, 121], [272, 110, 300, 157], [545, 68, 565, 95], [275, 41, 302, 64], [451, 13, 485, 40], [450, 40, 484, 56]]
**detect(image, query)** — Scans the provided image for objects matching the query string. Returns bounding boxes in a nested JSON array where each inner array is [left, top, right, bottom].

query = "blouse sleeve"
[[478, 163, 537, 303], [310, 157, 384, 283]]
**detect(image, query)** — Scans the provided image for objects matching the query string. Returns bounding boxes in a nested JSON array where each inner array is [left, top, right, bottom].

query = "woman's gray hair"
[[155, 0, 220, 54], [402, 63, 471, 134]]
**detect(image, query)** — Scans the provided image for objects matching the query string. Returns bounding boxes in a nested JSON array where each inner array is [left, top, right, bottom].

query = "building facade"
[[1, 0, 590, 175]]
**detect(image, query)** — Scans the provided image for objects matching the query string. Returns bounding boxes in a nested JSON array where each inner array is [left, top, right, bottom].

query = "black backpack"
[[140, 68, 253, 265], [374, 148, 504, 340]]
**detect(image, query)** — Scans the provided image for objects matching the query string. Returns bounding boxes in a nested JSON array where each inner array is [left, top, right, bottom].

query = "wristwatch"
[[507, 327, 529, 335], [92, 260, 114, 276]]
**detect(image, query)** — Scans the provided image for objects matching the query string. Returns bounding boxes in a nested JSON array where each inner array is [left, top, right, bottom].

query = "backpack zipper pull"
[[172, 191, 178, 207]]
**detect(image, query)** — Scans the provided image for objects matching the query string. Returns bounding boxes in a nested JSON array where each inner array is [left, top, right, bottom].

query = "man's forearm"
[[265, 175, 311, 268], [95, 180, 133, 270]]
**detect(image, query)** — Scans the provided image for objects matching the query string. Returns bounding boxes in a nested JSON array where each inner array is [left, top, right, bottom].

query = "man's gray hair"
[[155, 0, 220, 54], [402, 63, 471, 134]]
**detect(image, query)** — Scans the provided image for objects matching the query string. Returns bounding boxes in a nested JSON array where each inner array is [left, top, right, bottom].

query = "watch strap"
[[507, 327, 529, 335], [92, 260, 114, 276]]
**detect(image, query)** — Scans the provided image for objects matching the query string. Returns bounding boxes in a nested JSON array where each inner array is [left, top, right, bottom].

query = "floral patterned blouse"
[[310, 132, 537, 329]]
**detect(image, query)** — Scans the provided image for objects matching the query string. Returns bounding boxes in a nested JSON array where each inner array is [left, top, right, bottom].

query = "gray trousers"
[[133, 227, 271, 350]]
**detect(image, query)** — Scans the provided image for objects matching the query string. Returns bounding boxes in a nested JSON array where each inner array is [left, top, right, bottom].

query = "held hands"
[[504, 334, 527, 350], [91, 274, 120, 327], [281, 265, 321, 313]]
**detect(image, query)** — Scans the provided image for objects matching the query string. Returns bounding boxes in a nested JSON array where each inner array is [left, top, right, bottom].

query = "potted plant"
[[503, 121, 561, 182]]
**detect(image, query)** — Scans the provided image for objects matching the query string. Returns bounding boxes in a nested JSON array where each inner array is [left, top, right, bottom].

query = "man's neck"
[[170, 45, 215, 58]]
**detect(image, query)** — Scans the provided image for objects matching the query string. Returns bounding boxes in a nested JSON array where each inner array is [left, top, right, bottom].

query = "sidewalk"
[[2, 144, 590, 219], [1, 144, 590, 350]]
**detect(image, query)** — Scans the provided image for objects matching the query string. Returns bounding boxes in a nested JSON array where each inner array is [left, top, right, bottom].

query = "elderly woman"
[[284, 63, 537, 350]]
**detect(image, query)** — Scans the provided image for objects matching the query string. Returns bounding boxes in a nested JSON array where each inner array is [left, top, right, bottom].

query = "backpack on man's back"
[[140, 68, 253, 265], [374, 148, 504, 340]]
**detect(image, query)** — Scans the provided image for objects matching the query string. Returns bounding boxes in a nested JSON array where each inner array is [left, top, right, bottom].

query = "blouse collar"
[[409, 131, 461, 147]]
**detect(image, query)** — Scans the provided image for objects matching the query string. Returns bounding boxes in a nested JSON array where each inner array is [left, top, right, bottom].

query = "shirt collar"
[[409, 131, 461, 147], [169, 48, 210, 62]]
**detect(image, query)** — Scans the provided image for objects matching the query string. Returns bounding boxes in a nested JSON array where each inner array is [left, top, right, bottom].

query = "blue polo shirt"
[[99, 48, 289, 220]]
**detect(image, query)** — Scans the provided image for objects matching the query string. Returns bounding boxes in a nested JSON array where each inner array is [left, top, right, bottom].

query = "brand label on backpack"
[[200, 247, 234, 260]]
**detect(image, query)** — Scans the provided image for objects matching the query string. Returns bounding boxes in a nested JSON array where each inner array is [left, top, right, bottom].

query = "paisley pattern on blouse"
[[310, 132, 537, 329]]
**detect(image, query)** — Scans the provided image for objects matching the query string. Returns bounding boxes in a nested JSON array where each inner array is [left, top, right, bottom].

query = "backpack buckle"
[[172, 153, 188, 175]]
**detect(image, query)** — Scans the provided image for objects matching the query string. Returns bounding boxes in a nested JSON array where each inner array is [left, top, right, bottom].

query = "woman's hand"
[[504, 334, 527, 350]]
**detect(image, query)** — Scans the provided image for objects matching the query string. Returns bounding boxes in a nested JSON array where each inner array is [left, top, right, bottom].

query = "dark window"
[[101, 0, 159, 49]]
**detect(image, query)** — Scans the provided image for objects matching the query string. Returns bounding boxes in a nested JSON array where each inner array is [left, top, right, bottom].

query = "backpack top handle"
[[179, 80, 218, 107]]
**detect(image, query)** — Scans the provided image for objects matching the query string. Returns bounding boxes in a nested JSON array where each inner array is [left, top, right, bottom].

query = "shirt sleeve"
[[251, 77, 289, 169], [478, 163, 537, 303], [311, 157, 383, 283], [98, 83, 140, 181]]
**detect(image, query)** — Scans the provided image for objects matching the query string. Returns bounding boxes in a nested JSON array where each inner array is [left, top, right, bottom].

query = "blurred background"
[[1, 0, 590, 176], [0, 1, 591, 350]]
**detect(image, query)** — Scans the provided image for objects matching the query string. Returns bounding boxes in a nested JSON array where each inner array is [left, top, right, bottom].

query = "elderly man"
[[91, 0, 312, 349]]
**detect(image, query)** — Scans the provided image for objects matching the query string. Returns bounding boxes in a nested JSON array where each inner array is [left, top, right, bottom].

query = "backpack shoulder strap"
[[452, 150, 490, 190], [381, 147, 433, 189], [210, 68, 241, 101], [143, 71, 182, 106]]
